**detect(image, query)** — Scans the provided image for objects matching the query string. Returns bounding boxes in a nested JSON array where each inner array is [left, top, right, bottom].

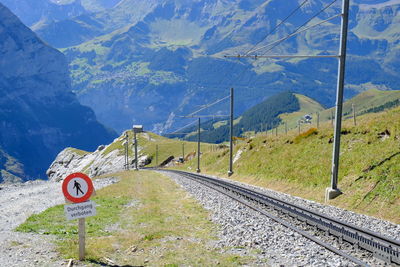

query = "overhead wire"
[[248, 13, 341, 55], [253, 0, 339, 55], [166, 0, 338, 134], [166, 119, 197, 135], [221, 0, 323, 92], [166, 0, 284, 132], [187, 95, 230, 117], [244, 0, 310, 55]]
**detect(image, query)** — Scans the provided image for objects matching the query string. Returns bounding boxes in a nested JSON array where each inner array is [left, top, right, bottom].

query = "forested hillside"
[[172, 89, 400, 144], [178, 91, 301, 143]]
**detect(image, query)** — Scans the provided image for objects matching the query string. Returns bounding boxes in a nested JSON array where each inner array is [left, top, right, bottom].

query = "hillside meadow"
[[171, 106, 400, 224]]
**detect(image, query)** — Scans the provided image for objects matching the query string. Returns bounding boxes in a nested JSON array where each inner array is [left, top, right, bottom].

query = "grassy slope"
[[17, 171, 258, 265], [99, 130, 214, 169], [319, 89, 400, 122], [278, 93, 325, 132], [173, 106, 400, 224], [179, 93, 322, 141], [53, 90, 400, 225]]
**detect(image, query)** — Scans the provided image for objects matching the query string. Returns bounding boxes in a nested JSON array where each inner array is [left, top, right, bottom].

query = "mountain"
[[0, 3, 116, 183], [7, 0, 400, 135], [0, 0, 123, 28]]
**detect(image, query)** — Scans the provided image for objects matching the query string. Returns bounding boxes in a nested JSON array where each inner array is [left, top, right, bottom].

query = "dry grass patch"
[[18, 170, 259, 266]]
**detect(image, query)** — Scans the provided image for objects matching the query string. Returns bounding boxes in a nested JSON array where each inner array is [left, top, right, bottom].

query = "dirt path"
[[0, 178, 118, 266]]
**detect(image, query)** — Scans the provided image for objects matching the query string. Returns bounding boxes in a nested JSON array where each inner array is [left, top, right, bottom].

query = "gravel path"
[[0, 177, 119, 267], [162, 171, 400, 267]]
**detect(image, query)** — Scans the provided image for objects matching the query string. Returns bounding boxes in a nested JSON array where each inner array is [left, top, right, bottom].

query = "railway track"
[[156, 169, 400, 266]]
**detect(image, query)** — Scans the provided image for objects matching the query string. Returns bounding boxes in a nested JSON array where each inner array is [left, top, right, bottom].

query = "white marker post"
[[62, 172, 95, 261]]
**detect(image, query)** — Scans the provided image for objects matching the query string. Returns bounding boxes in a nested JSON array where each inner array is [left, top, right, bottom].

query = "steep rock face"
[[0, 3, 116, 182]]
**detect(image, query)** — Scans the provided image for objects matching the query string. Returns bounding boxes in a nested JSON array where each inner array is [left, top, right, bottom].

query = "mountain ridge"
[[2, 0, 399, 136], [0, 3, 116, 182]]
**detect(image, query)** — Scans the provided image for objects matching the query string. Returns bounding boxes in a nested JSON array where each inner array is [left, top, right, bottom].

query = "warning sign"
[[64, 200, 96, 220], [62, 173, 94, 203]]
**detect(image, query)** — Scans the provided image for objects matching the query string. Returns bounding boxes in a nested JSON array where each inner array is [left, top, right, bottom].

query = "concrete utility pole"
[[352, 103, 357, 126], [134, 131, 138, 170], [133, 125, 143, 171], [124, 132, 129, 170], [317, 112, 320, 128], [275, 126, 278, 136], [228, 88, 234, 176], [327, 0, 350, 201], [197, 117, 201, 173], [285, 122, 288, 135], [182, 143, 185, 162], [156, 144, 158, 166]]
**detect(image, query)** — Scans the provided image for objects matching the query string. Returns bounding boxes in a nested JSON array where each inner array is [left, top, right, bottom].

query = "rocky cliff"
[[47, 131, 151, 181], [0, 3, 116, 182]]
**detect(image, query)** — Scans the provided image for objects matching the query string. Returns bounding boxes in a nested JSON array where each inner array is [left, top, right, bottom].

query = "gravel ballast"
[[162, 171, 400, 266], [0, 177, 119, 267]]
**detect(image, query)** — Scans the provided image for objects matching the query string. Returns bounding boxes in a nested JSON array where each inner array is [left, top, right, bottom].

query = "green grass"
[[319, 89, 400, 122], [173, 106, 400, 223], [67, 147, 90, 156], [17, 171, 259, 265], [16, 196, 129, 238], [65, 90, 400, 224], [279, 93, 325, 132], [138, 132, 213, 168]]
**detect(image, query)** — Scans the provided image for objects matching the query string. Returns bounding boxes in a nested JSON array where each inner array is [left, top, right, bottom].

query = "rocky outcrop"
[[47, 131, 151, 181], [0, 4, 116, 182]]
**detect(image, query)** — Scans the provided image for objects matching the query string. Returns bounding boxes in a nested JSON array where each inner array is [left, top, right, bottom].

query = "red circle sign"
[[62, 172, 94, 203]]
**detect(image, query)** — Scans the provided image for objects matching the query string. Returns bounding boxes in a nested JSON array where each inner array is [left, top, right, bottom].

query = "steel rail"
[[159, 169, 400, 265]]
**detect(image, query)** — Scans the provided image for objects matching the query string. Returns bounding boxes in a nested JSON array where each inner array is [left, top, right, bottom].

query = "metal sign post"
[[78, 218, 85, 260]]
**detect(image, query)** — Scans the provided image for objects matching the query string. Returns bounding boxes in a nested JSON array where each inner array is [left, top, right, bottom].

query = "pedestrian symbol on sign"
[[62, 173, 94, 203], [73, 180, 84, 195]]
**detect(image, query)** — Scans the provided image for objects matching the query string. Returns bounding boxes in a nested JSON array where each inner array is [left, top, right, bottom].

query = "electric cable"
[[244, 0, 310, 55], [252, 0, 339, 55]]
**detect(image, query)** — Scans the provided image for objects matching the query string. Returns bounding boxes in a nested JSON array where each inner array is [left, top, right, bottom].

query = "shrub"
[[293, 128, 318, 144]]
